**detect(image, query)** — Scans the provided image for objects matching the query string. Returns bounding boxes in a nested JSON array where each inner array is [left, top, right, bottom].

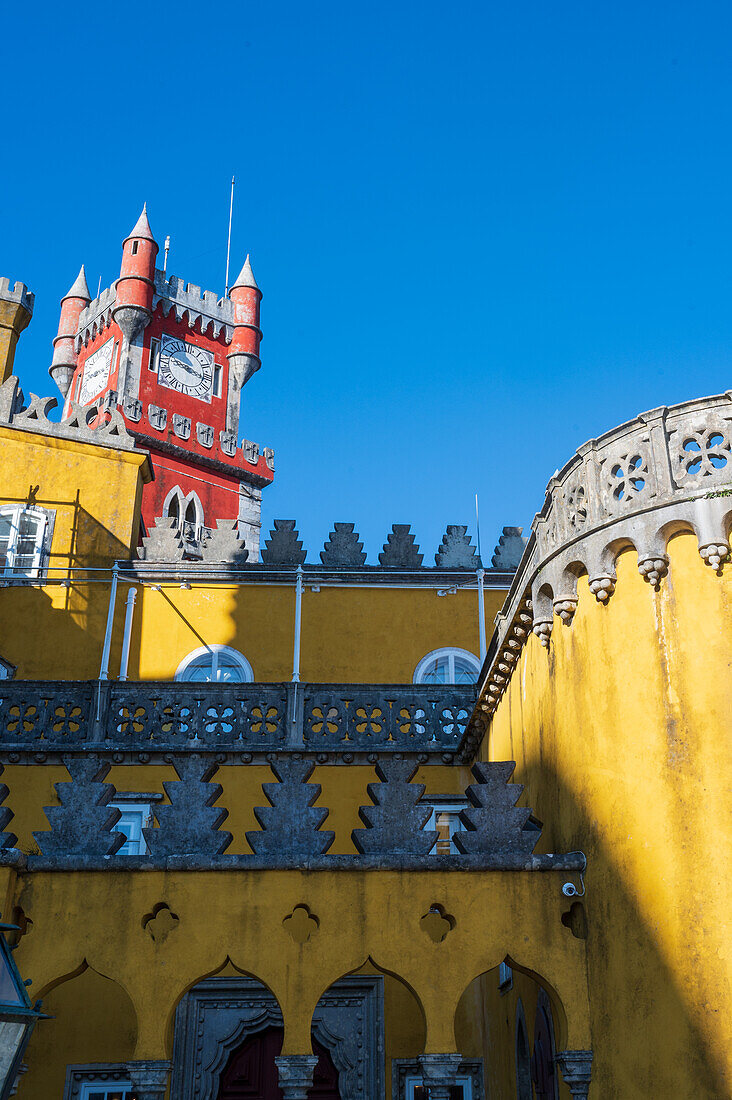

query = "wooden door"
[[531, 1001, 558, 1100], [217, 1026, 340, 1099]]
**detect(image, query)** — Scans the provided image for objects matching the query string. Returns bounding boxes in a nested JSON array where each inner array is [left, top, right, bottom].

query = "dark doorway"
[[530, 993, 559, 1100], [217, 1025, 340, 1099]]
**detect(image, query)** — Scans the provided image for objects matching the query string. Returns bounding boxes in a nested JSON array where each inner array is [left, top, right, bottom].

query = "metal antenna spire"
[[224, 175, 235, 297], [475, 493, 482, 560], [163, 235, 171, 274], [96, 275, 102, 299]]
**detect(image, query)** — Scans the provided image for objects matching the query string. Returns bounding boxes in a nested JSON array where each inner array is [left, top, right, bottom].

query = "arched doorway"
[[530, 990, 559, 1100], [218, 1025, 339, 1099]]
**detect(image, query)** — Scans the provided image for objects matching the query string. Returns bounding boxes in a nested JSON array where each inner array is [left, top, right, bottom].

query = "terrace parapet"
[[470, 392, 732, 743]]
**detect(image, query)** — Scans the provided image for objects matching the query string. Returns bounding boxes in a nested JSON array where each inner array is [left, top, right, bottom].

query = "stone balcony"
[[0, 681, 477, 764]]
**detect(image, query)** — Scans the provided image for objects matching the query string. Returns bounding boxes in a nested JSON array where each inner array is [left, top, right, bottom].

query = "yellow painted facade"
[[486, 536, 732, 1097]]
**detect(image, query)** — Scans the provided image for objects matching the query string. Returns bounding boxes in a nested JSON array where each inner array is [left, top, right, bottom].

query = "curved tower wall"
[[476, 393, 732, 1098]]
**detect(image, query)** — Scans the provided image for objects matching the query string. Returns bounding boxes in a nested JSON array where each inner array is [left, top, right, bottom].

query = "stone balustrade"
[[0, 681, 475, 762]]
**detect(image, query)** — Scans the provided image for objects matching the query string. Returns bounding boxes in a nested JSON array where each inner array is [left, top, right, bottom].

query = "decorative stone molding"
[[418, 1053, 465, 1100], [154, 270, 234, 341], [321, 523, 367, 567], [220, 429, 237, 456], [392, 1058, 484, 1100], [435, 525, 480, 568], [379, 524, 423, 568], [196, 422, 214, 448], [555, 1049, 593, 1098], [261, 519, 306, 565], [148, 403, 167, 431], [0, 376, 137, 451], [275, 1055, 319, 1099], [173, 413, 191, 440], [127, 1060, 172, 1100], [473, 393, 732, 728], [122, 395, 142, 422]]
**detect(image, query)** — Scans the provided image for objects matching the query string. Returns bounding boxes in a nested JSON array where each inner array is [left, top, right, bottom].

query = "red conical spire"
[[113, 204, 159, 344], [226, 253, 263, 435], [49, 265, 91, 397]]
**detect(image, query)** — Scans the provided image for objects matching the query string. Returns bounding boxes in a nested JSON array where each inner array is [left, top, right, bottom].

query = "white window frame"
[[175, 644, 254, 683], [405, 1075, 473, 1098], [425, 800, 468, 854], [413, 647, 480, 685], [110, 801, 153, 855], [78, 1083, 133, 1100], [0, 505, 50, 580]]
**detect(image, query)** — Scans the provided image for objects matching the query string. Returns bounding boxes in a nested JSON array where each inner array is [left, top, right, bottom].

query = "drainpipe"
[[118, 587, 137, 681], [477, 567, 487, 663], [99, 562, 120, 681], [291, 565, 303, 683]]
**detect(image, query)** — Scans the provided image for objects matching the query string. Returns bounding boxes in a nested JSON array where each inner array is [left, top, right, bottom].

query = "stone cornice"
[[470, 392, 732, 742]]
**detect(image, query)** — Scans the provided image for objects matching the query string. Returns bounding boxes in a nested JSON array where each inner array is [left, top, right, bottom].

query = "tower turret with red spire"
[[49, 266, 90, 398], [112, 205, 158, 399], [227, 255, 262, 435]]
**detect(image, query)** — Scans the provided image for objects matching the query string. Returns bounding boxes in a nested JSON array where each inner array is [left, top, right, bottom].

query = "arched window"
[[413, 647, 480, 685], [175, 645, 254, 683], [0, 506, 49, 578]]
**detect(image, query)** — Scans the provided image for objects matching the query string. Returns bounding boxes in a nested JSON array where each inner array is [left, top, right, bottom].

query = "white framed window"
[[213, 361, 223, 398], [110, 801, 154, 855], [175, 644, 254, 683], [149, 337, 160, 372], [413, 648, 480, 685], [0, 506, 50, 579], [78, 1084, 133, 1100], [405, 1076, 472, 1098], [424, 800, 468, 854], [163, 487, 205, 542]]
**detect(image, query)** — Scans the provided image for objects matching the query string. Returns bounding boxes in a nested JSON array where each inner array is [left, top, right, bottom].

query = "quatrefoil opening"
[[420, 903, 456, 944], [283, 904, 319, 944], [142, 902, 180, 943]]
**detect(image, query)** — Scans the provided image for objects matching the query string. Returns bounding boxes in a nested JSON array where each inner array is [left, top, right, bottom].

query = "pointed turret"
[[113, 204, 159, 400], [49, 265, 91, 397], [226, 253, 263, 436], [231, 254, 259, 291]]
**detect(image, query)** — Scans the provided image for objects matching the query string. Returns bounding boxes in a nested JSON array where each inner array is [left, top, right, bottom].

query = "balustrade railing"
[[0, 681, 476, 760]]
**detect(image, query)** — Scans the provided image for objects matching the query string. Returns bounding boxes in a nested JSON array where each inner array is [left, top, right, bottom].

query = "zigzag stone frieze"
[[472, 391, 732, 734], [0, 376, 137, 451]]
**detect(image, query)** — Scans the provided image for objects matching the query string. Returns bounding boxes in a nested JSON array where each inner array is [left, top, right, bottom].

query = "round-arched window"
[[413, 647, 480, 685], [175, 645, 254, 683]]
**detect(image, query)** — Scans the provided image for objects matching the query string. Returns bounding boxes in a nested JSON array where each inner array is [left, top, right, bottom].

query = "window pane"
[[422, 657, 450, 683], [167, 496, 180, 521], [453, 658, 478, 684]]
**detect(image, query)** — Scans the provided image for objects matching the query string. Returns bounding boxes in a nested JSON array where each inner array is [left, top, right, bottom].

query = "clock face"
[[79, 338, 115, 404], [158, 335, 215, 401]]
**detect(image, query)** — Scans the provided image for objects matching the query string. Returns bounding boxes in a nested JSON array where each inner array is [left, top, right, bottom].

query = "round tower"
[[112, 204, 158, 345], [226, 255, 262, 435], [49, 266, 90, 397]]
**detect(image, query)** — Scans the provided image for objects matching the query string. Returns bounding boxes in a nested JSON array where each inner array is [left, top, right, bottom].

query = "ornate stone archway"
[[170, 975, 384, 1100]]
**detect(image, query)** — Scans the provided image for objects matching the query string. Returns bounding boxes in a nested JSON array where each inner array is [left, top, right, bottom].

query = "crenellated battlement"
[[154, 270, 234, 340], [0, 277, 35, 315], [76, 284, 116, 346]]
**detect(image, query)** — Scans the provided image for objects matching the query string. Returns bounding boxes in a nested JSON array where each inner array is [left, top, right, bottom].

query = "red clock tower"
[[50, 207, 274, 559]]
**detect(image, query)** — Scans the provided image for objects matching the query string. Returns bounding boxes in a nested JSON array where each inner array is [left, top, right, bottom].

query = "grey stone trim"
[[352, 758, 438, 856], [170, 975, 384, 1100], [33, 755, 124, 859], [261, 520, 307, 565], [148, 403, 167, 431], [0, 681, 475, 757], [453, 762, 539, 859], [473, 391, 732, 736], [320, 523, 367, 567], [143, 758, 232, 858], [555, 1050, 593, 1098], [0, 377, 138, 452], [123, 560, 516, 586], [122, 395, 142, 422], [138, 516, 187, 562], [76, 284, 117, 345], [418, 1053, 465, 1099], [392, 1057, 483, 1100], [63, 1061, 171, 1100], [275, 1055, 319, 1099], [196, 422, 214, 448], [131, 431, 274, 489], [379, 524, 423, 568], [25, 850, 584, 872], [491, 526, 527, 570], [435, 525, 481, 568], [198, 521, 249, 564], [247, 757, 335, 858], [0, 764, 17, 849], [153, 269, 234, 340]]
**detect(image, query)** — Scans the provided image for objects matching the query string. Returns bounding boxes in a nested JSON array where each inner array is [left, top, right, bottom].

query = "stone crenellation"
[[0, 276, 35, 315], [472, 391, 732, 733], [155, 271, 234, 342]]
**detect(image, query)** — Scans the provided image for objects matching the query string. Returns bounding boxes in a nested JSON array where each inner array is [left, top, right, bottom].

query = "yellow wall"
[[129, 581, 501, 684], [0, 427, 150, 679], [13, 866, 589, 1099], [486, 534, 732, 1097]]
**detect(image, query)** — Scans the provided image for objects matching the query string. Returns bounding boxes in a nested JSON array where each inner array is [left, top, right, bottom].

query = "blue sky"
[[3, 1, 732, 563]]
